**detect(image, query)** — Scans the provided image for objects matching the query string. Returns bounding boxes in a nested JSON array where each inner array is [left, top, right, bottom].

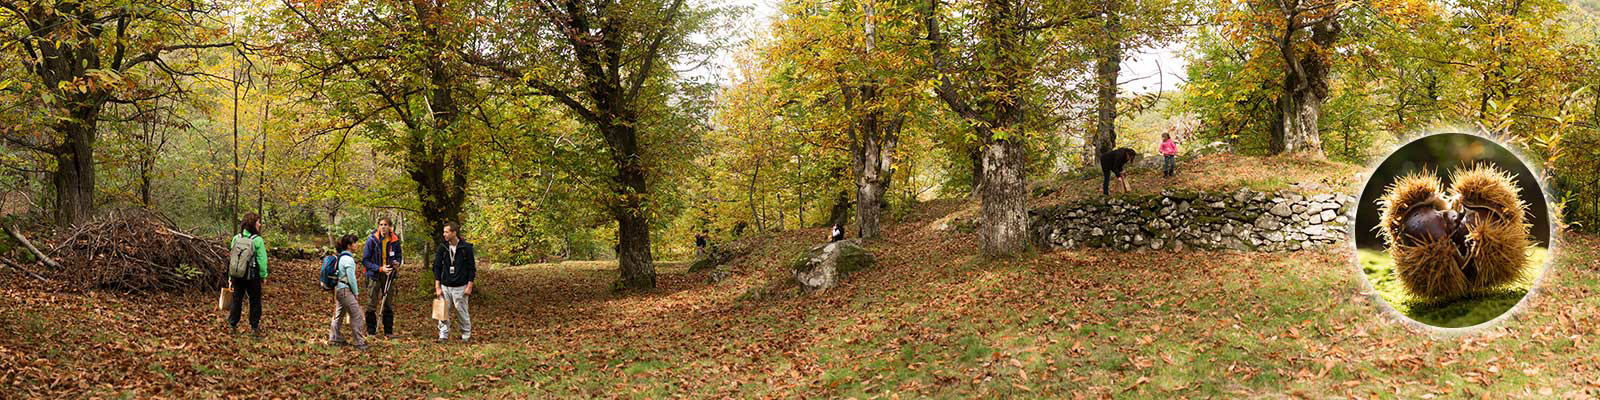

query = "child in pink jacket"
[[1159, 133, 1179, 177]]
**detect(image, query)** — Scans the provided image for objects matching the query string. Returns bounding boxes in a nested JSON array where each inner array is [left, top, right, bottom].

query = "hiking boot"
[[331, 340, 349, 347]]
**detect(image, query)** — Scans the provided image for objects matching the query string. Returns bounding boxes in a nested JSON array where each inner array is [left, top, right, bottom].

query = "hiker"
[[694, 230, 709, 259], [829, 224, 845, 242], [434, 222, 475, 343], [227, 213, 269, 336], [1100, 147, 1140, 196], [362, 217, 403, 338], [1159, 132, 1179, 178], [328, 235, 367, 350]]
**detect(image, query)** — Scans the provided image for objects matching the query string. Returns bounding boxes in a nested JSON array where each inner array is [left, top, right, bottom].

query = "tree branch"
[[121, 42, 237, 71]]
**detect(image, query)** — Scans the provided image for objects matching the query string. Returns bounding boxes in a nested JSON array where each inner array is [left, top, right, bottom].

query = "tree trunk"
[[924, 0, 1031, 256], [826, 190, 852, 228], [748, 164, 762, 231], [259, 72, 271, 218], [53, 116, 97, 226], [978, 132, 1030, 257], [402, 0, 470, 246], [606, 124, 656, 290], [1092, 0, 1122, 160], [231, 60, 242, 230], [975, 0, 1030, 257], [852, 104, 897, 240], [1270, 15, 1334, 157], [969, 146, 984, 197]]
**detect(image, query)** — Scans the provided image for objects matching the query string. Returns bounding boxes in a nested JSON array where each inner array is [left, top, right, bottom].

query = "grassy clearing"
[[3, 196, 1600, 397], [1359, 247, 1548, 328]]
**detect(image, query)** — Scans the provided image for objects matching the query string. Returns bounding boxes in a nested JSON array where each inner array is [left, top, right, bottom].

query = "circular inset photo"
[[1355, 132, 1552, 329]]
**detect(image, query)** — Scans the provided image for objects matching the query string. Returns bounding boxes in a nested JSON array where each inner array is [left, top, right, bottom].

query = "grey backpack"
[[228, 234, 255, 279]]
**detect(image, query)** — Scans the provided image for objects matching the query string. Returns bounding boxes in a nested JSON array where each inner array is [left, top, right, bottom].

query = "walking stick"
[[378, 265, 395, 319]]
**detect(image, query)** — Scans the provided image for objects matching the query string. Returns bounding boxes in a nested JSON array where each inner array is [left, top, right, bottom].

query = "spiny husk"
[[1451, 163, 1526, 226], [1450, 164, 1531, 288], [1392, 235, 1469, 299], [1466, 218, 1530, 288], [1378, 171, 1444, 249]]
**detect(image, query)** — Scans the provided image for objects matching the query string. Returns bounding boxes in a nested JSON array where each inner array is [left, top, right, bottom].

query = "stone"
[[1265, 232, 1285, 242], [1208, 201, 1226, 209], [1269, 202, 1292, 217], [1335, 216, 1349, 225], [1090, 227, 1103, 236], [1292, 203, 1307, 214], [1320, 209, 1337, 222], [1255, 216, 1282, 231], [708, 268, 731, 283], [793, 238, 876, 292]]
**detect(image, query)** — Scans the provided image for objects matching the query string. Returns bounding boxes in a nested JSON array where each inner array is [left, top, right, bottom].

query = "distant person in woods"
[[328, 235, 367, 351], [694, 230, 709, 259], [433, 222, 475, 343], [362, 217, 403, 338], [1100, 147, 1140, 196], [227, 213, 269, 336], [1159, 132, 1180, 178], [829, 224, 845, 242]]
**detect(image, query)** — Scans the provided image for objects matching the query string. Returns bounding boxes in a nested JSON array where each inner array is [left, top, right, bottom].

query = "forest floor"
[[6, 168, 1600, 397]]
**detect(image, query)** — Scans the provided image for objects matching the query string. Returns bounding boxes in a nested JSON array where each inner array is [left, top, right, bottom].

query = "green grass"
[[1359, 246, 1549, 328]]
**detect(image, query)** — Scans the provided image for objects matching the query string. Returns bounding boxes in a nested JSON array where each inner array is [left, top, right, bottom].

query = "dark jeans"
[[1102, 170, 1123, 195], [1163, 155, 1176, 177], [366, 273, 395, 335], [227, 277, 262, 331]]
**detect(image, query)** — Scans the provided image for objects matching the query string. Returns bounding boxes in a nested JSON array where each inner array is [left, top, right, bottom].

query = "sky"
[[697, 0, 1189, 95]]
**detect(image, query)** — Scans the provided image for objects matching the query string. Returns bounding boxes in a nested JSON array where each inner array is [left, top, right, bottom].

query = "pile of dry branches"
[[48, 209, 227, 293]]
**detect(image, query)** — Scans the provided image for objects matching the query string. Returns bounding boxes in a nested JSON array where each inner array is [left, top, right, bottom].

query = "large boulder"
[[793, 238, 876, 291]]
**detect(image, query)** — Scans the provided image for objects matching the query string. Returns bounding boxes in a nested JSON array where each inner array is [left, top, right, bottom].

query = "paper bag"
[[218, 287, 234, 311], [432, 297, 449, 321]]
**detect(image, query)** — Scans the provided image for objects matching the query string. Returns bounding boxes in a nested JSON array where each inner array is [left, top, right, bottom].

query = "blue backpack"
[[318, 252, 353, 291]]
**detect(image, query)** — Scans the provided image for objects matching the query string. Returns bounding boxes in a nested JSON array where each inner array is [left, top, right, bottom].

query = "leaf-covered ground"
[[1034, 153, 1364, 208], [4, 200, 1600, 398]]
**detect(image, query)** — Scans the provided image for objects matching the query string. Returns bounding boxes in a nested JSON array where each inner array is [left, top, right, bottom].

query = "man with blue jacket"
[[363, 217, 403, 338]]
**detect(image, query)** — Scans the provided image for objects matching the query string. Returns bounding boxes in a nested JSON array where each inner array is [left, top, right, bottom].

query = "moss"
[[835, 244, 876, 274]]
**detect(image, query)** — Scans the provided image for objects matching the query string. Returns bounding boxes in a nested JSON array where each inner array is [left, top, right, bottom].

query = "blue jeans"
[[1162, 155, 1176, 177]]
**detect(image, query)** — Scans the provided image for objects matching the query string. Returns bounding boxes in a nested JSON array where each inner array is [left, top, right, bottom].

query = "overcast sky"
[[697, 0, 1189, 95]]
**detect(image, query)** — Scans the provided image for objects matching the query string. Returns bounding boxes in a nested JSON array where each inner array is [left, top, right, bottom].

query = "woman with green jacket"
[[228, 213, 269, 336]]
